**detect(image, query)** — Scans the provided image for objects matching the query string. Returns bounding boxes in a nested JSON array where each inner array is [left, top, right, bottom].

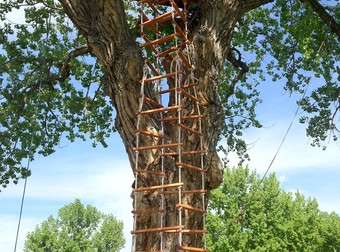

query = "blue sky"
[[0, 79, 339, 252]]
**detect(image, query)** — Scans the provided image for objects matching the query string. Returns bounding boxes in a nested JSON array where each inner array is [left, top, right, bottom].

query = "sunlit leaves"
[[219, 65, 262, 163], [225, 0, 340, 157], [1, 0, 340, 188], [207, 166, 340, 251], [319, 211, 340, 251], [0, 1, 115, 188], [24, 199, 125, 252]]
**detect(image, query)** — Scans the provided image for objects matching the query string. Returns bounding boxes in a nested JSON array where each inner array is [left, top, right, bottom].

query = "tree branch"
[[225, 47, 249, 97], [58, 0, 144, 165], [59, 46, 90, 80], [303, 0, 340, 38], [25, 46, 90, 96], [241, 0, 275, 13], [58, 0, 136, 65]]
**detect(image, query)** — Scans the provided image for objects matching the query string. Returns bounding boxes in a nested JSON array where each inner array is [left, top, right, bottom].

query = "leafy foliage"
[[0, 0, 339, 188], [0, 1, 115, 188], [228, 0, 340, 152], [206, 166, 340, 251], [24, 199, 125, 252]]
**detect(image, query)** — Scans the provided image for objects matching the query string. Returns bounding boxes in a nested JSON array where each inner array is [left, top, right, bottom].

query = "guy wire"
[[211, 83, 310, 239], [14, 13, 51, 252], [245, 83, 309, 212]]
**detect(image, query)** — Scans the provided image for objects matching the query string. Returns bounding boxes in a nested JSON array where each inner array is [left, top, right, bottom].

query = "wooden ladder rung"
[[176, 203, 206, 214], [176, 162, 204, 172], [142, 96, 163, 108], [131, 225, 184, 234], [161, 189, 207, 195], [141, 11, 158, 33], [132, 209, 164, 214], [143, 71, 183, 83], [136, 251, 164, 252], [141, 10, 175, 27], [157, 45, 180, 57], [159, 116, 177, 122], [160, 150, 206, 156], [177, 246, 208, 252], [145, 59, 160, 76], [139, 0, 159, 14], [170, 0, 188, 24], [133, 169, 165, 176], [181, 89, 198, 101], [141, 33, 159, 55], [178, 123, 204, 136], [178, 49, 192, 68], [141, 33, 180, 48], [152, 0, 170, 5], [140, 0, 169, 6], [134, 130, 163, 139], [149, 0, 188, 9], [173, 21, 190, 45], [133, 182, 183, 192], [159, 115, 204, 122], [139, 105, 180, 115], [133, 142, 180, 151], [159, 86, 176, 94]]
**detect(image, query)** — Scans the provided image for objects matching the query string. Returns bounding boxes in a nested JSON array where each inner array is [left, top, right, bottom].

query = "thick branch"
[[304, 0, 340, 38], [59, 46, 90, 79], [58, 0, 136, 65], [58, 0, 143, 164], [241, 0, 275, 13], [225, 47, 249, 97], [25, 46, 90, 96]]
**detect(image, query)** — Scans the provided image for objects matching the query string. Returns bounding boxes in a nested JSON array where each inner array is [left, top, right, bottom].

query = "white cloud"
[[227, 119, 339, 173], [0, 138, 134, 252], [0, 48, 338, 251], [1, 103, 339, 252], [278, 175, 287, 183], [225, 97, 340, 216], [0, 214, 45, 252], [3, 8, 26, 25]]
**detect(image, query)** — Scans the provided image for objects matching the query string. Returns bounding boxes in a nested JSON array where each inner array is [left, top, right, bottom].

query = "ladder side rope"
[[170, 1, 184, 249], [175, 55, 184, 249], [155, 9, 166, 252], [184, 37, 208, 250], [192, 72, 207, 249], [132, 61, 149, 252], [151, 3, 167, 249]]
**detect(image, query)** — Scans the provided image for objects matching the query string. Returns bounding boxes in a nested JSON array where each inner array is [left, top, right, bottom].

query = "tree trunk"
[[58, 0, 273, 250]]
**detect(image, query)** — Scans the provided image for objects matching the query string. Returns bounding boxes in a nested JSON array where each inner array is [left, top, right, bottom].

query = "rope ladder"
[[132, 1, 208, 251]]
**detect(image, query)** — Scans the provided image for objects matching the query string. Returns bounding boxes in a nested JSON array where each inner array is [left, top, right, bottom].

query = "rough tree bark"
[[58, 0, 273, 250]]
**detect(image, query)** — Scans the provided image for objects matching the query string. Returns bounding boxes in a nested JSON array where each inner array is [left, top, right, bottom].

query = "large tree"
[[0, 0, 339, 250]]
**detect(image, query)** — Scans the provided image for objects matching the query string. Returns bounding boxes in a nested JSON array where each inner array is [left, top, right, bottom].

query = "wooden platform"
[[140, 0, 199, 8]]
